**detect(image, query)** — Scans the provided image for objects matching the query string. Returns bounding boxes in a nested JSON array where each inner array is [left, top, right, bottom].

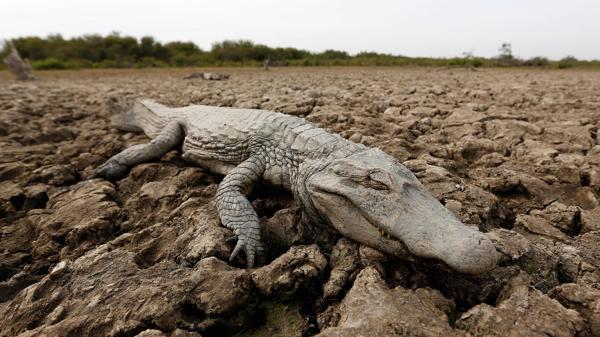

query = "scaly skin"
[[97, 99, 499, 273]]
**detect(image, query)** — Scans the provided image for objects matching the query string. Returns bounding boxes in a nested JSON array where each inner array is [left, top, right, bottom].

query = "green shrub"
[[525, 56, 549, 67], [557, 56, 578, 69], [32, 58, 78, 70], [470, 58, 485, 67]]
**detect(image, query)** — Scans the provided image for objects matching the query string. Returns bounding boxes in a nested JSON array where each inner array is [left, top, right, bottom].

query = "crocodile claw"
[[95, 160, 129, 181], [229, 237, 267, 269]]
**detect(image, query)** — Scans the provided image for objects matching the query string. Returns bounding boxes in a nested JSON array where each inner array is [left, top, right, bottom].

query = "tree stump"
[[3, 42, 36, 81]]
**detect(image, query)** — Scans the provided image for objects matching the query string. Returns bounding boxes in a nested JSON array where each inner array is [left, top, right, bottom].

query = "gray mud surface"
[[1, 67, 599, 336]]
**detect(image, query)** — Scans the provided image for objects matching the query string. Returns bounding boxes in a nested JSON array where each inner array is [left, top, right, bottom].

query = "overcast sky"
[[2, 0, 599, 60]]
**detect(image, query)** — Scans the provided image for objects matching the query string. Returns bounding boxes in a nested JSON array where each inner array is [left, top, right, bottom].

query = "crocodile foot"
[[229, 235, 267, 269], [95, 160, 129, 181]]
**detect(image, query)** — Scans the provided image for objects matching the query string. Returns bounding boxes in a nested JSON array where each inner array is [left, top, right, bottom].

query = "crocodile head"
[[306, 148, 499, 274]]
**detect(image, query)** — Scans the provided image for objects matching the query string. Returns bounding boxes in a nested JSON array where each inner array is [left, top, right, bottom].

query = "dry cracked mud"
[[1, 67, 599, 337]]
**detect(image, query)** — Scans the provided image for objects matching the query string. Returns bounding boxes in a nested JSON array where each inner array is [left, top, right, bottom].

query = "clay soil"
[[1, 67, 599, 337]]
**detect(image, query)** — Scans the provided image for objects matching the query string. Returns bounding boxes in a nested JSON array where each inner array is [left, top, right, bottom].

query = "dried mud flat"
[[1, 67, 599, 337]]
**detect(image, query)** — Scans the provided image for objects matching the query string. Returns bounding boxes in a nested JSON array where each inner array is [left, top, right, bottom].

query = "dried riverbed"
[[1, 67, 599, 336]]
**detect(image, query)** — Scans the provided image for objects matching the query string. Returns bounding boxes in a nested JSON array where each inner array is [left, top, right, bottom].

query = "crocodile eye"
[[331, 162, 390, 190], [366, 170, 391, 190]]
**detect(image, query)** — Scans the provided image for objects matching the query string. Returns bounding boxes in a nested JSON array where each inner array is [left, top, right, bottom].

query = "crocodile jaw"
[[306, 149, 499, 275]]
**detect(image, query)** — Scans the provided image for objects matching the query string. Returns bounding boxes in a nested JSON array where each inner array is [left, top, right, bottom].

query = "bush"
[[557, 56, 578, 69], [32, 58, 78, 70], [525, 56, 549, 67], [317, 49, 350, 60], [470, 58, 485, 67]]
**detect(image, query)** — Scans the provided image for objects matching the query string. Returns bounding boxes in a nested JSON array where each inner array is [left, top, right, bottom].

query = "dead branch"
[[3, 41, 36, 81]]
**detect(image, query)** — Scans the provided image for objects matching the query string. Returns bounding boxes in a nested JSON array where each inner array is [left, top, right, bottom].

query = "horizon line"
[[2, 32, 597, 62]]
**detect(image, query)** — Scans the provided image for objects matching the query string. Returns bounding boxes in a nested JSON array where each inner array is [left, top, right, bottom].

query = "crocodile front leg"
[[96, 121, 183, 180], [217, 156, 267, 268]]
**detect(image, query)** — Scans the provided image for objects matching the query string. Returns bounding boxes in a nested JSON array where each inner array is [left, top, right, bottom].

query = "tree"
[[498, 42, 513, 60]]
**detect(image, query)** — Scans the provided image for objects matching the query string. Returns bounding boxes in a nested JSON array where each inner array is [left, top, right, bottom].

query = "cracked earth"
[[1, 67, 599, 336]]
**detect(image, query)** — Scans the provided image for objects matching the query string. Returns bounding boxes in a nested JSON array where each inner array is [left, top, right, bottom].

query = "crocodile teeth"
[[379, 228, 391, 240]]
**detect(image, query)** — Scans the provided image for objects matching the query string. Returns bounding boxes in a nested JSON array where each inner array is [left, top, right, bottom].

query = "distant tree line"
[[1, 34, 597, 70]]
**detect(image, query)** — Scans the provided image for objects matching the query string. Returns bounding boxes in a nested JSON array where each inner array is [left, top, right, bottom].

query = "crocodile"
[[96, 99, 499, 274]]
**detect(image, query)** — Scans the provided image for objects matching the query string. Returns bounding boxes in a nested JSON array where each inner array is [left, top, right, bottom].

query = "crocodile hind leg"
[[216, 156, 267, 268], [96, 121, 183, 180]]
